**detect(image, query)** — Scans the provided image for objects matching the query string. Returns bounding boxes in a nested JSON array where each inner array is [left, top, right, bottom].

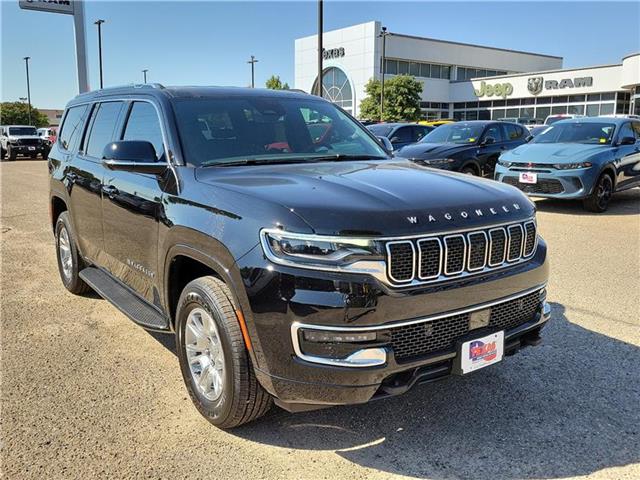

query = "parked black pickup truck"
[[49, 85, 550, 428]]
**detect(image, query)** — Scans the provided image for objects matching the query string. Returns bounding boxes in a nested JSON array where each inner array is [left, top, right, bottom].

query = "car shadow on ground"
[[534, 188, 640, 216], [208, 302, 638, 479]]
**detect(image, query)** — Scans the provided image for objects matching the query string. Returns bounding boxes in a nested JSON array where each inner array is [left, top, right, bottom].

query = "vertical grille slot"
[[523, 222, 537, 257], [488, 228, 507, 266], [386, 241, 415, 283], [444, 235, 466, 275], [507, 224, 524, 262], [467, 231, 488, 271], [418, 238, 442, 279]]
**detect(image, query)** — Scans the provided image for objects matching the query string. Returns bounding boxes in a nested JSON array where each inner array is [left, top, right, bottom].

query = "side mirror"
[[102, 141, 167, 174], [482, 136, 495, 145], [389, 136, 400, 144], [376, 136, 393, 153], [525, 135, 534, 143], [618, 136, 636, 146]]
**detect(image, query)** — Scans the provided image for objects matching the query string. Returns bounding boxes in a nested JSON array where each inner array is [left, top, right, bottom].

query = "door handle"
[[102, 185, 119, 198]]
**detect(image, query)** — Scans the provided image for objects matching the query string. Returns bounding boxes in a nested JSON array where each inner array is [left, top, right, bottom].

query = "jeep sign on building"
[[295, 21, 640, 120]]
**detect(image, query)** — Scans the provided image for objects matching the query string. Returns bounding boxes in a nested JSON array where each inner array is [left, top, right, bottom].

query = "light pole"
[[247, 55, 258, 88], [142, 69, 148, 84], [94, 19, 105, 89], [317, 0, 323, 97], [23, 57, 32, 125], [378, 26, 390, 121]]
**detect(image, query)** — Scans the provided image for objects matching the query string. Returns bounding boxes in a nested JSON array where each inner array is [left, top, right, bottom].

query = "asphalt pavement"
[[1, 160, 639, 479]]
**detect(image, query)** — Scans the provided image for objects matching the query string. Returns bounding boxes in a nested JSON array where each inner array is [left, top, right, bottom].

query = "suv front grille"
[[386, 220, 537, 286], [389, 290, 542, 362], [504, 177, 565, 194]]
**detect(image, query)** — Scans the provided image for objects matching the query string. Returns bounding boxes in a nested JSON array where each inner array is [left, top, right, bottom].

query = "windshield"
[[8, 127, 37, 136], [420, 123, 485, 144], [172, 96, 388, 166], [366, 124, 394, 137], [532, 122, 615, 144], [545, 116, 570, 125]]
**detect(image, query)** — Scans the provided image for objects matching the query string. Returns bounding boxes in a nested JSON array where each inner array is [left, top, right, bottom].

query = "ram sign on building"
[[294, 21, 640, 121]]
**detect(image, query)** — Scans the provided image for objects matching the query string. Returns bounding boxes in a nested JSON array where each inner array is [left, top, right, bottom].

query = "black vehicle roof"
[[67, 84, 316, 107]]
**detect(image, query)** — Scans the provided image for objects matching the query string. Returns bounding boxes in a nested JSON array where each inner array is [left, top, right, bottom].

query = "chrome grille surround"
[[385, 218, 537, 287], [385, 240, 416, 283], [417, 237, 443, 280]]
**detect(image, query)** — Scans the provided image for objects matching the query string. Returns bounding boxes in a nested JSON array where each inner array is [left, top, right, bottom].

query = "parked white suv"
[[0, 125, 48, 160]]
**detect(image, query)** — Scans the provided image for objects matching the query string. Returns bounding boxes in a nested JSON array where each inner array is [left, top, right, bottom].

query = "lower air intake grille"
[[389, 290, 542, 362]]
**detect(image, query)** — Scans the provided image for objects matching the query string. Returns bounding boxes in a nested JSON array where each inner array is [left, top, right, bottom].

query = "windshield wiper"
[[302, 154, 389, 162], [203, 154, 388, 167]]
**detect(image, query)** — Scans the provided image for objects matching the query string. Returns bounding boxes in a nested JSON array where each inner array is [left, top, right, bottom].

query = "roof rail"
[[74, 83, 165, 99]]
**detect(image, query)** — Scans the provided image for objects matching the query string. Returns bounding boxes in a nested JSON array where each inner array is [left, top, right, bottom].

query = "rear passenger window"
[[484, 124, 504, 142], [618, 122, 635, 141], [122, 102, 165, 160], [85, 102, 125, 158], [632, 122, 640, 139], [505, 124, 522, 140], [58, 105, 89, 152]]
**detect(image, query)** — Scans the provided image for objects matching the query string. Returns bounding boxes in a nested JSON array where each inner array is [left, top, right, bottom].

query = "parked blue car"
[[495, 118, 640, 212]]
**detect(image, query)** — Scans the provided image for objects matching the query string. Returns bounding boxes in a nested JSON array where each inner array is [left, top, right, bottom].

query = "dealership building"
[[294, 21, 640, 121]]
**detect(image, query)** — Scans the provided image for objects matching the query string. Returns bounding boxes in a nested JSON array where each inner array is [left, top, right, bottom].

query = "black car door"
[[62, 103, 110, 263], [101, 100, 166, 305], [614, 121, 640, 189], [477, 123, 506, 174]]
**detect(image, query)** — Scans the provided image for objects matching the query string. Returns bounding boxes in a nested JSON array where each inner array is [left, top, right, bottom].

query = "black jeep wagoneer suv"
[[49, 85, 550, 428]]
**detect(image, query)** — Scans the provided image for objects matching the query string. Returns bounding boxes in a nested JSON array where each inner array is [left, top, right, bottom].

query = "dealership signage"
[[323, 47, 345, 60], [527, 76, 594, 95], [474, 81, 513, 99], [18, 0, 88, 93]]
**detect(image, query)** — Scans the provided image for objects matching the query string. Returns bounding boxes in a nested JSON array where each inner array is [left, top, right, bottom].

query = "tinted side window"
[[122, 102, 165, 160], [484, 124, 504, 142], [631, 122, 640, 139], [58, 105, 89, 152], [85, 102, 125, 158], [504, 124, 522, 140], [393, 127, 413, 143], [413, 126, 430, 142], [618, 122, 635, 141]]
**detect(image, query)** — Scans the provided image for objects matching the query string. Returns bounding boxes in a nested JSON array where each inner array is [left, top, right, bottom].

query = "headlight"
[[498, 160, 513, 167], [260, 229, 385, 272], [553, 162, 592, 170], [422, 158, 456, 165]]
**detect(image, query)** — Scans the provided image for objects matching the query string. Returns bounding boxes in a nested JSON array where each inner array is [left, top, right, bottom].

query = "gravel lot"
[[2, 160, 639, 479]]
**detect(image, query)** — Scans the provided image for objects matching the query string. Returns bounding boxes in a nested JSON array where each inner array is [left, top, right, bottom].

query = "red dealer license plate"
[[519, 172, 537, 184], [459, 331, 504, 374]]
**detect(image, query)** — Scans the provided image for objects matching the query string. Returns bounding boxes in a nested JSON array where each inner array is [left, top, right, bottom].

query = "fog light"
[[302, 329, 376, 343]]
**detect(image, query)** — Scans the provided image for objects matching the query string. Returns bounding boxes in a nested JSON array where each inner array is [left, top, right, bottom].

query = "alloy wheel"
[[58, 226, 73, 281]]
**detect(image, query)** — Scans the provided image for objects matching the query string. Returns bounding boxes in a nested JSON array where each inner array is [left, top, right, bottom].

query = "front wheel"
[[55, 212, 91, 294], [7, 146, 17, 160], [461, 165, 477, 175], [583, 173, 613, 213], [176, 276, 272, 428]]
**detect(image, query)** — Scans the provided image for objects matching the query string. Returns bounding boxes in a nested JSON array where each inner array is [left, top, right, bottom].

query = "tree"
[[0, 102, 50, 127], [359, 75, 423, 122], [265, 75, 290, 90]]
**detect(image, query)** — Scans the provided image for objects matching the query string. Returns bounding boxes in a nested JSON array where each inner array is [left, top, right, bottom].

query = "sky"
[[1, 0, 639, 109]]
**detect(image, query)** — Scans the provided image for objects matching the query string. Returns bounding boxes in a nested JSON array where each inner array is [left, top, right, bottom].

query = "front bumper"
[[9, 144, 46, 155], [495, 165, 598, 199], [239, 238, 550, 410]]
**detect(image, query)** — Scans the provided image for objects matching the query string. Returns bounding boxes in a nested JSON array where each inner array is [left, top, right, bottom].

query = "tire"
[[7, 146, 17, 161], [176, 276, 272, 428], [583, 172, 613, 213], [461, 165, 477, 175], [55, 212, 91, 294], [0, 147, 5, 159]]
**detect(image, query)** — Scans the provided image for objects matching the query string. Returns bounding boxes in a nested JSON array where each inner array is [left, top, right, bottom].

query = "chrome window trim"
[[507, 224, 525, 262], [386, 240, 416, 283], [523, 220, 538, 258], [488, 227, 508, 267], [443, 234, 466, 276], [417, 237, 443, 280], [467, 230, 488, 272]]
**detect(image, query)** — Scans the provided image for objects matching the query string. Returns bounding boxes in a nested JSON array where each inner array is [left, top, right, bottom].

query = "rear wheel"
[[461, 165, 478, 175], [583, 173, 613, 213], [55, 212, 91, 294], [176, 276, 272, 428]]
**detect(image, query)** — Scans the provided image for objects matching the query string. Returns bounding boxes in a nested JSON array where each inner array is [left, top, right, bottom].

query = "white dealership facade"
[[294, 21, 640, 121]]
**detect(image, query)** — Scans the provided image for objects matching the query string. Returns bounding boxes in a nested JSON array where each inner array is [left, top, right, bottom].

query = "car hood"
[[396, 142, 472, 160], [503, 142, 608, 164], [195, 159, 533, 236]]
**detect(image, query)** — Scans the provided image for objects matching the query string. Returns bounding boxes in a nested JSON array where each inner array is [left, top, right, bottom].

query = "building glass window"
[[536, 106, 551, 120], [466, 110, 478, 120], [457, 67, 466, 80], [505, 108, 519, 117], [587, 94, 601, 102], [453, 102, 465, 109], [616, 102, 629, 114], [492, 100, 506, 107], [385, 59, 397, 75], [568, 105, 584, 115], [465, 102, 478, 109], [492, 109, 506, 120], [478, 109, 491, 120], [520, 107, 535, 118], [601, 92, 616, 101], [420, 63, 430, 78], [521, 98, 535, 105], [477, 69, 487, 78], [552, 96, 568, 103], [536, 97, 552, 104], [431, 64, 441, 78], [410, 62, 420, 77], [312, 66, 354, 114], [568, 95, 586, 103], [506, 99, 520, 106], [600, 103, 615, 115], [486, 70, 497, 77], [441, 66, 451, 80], [551, 105, 568, 115], [398, 61, 409, 75], [586, 104, 600, 116]]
